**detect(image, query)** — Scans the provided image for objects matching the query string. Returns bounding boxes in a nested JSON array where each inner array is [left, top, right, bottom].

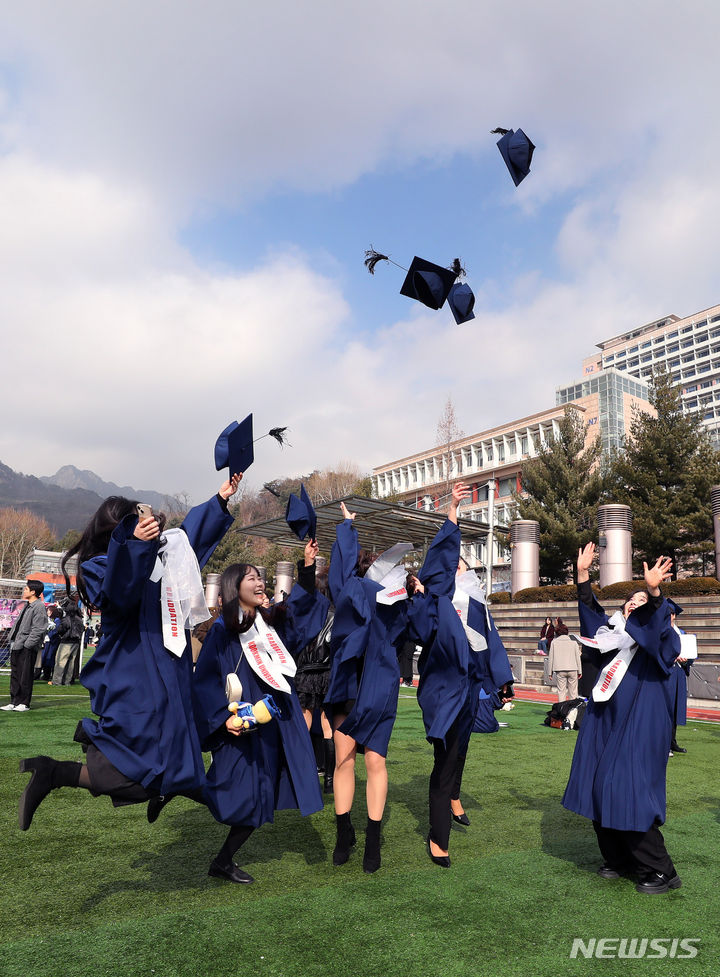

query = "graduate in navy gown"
[[562, 542, 682, 894], [325, 501, 409, 873], [17, 473, 240, 831], [190, 541, 329, 884], [407, 483, 512, 867], [667, 605, 691, 755]]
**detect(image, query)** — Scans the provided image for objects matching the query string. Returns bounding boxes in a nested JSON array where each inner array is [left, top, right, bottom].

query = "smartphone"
[[136, 503, 154, 520]]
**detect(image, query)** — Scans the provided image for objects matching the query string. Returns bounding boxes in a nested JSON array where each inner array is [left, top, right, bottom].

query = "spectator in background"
[[554, 617, 569, 636], [52, 596, 84, 685], [537, 616, 554, 655], [1, 580, 48, 712], [548, 632, 582, 701], [42, 608, 63, 681]]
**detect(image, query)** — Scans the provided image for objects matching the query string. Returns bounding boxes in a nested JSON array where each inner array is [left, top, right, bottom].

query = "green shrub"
[[598, 577, 720, 599], [512, 585, 577, 603], [488, 590, 511, 604]]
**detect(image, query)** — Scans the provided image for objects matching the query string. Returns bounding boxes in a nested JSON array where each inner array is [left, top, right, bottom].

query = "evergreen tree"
[[608, 369, 720, 573], [513, 408, 606, 583]]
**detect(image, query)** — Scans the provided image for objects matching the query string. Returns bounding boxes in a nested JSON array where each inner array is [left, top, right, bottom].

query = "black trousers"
[[429, 719, 462, 851], [592, 820, 676, 879], [10, 645, 37, 706]]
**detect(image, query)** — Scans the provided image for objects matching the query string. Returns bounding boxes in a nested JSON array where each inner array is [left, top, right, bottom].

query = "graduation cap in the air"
[[492, 127, 535, 186], [447, 282, 475, 325], [399, 256, 458, 311], [286, 484, 317, 541], [214, 415, 290, 475], [365, 249, 472, 315]]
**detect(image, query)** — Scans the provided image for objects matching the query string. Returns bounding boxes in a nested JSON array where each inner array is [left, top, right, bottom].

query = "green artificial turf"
[[0, 677, 718, 977]]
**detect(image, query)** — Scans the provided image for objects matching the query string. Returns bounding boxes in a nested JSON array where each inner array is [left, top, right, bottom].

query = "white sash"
[[238, 620, 297, 694], [572, 611, 637, 702], [150, 529, 210, 657], [452, 586, 488, 652], [366, 542, 412, 605]]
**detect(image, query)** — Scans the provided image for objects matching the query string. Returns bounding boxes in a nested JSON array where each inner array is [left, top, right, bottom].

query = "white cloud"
[[2, 1, 720, 511]]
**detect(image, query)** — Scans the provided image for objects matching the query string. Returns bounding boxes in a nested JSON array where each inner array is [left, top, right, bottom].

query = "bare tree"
[[306, 462, 371, 504], [0, 508, 56, 579], [435, 397, 465, 510]]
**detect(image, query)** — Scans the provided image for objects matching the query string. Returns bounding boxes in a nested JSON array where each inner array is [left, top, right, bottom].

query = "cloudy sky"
[[1, 1, 719, 503]]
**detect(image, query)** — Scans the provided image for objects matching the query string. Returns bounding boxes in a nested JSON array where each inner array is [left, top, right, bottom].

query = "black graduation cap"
[[447, 282, 475, 325], [493, 127, 535, 186], [399, 256, 458, 310], [286, 484, 317, 541], [215, 416, 291, 475], [215, 414, 254, 475]]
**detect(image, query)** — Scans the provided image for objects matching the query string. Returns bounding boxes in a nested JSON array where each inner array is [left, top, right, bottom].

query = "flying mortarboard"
[[214, 416, 290, 475], [399, 256, 458, 310], [447, 282, 475, 325], [215, 414, 254, 475], [286, 484, 317, 541], [492, 127, 535, 186]]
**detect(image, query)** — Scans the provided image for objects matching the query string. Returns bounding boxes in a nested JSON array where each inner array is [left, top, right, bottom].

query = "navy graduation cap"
[[215, 414, 254, 475], [286, 484, 317, 541], [447, 282, 475, 325], [399, 256, 458, 311], [492, 127, 535, 186], [215, 416, 290, 475], [365, 249, 474, 317]]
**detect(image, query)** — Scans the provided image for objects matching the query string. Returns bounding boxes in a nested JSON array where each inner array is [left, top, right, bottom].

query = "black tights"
[[216, 825, 255, 866]]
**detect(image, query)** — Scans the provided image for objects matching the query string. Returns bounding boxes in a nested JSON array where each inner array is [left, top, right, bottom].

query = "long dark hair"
[[220, 563, 287, 634], [61, 496, 139, 605], [356, 548, 378, 578]]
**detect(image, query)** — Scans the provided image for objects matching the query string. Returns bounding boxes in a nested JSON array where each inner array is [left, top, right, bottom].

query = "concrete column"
[[274, 561, 295, 601], [597, 504, 633, 587], [204, 573, 221, 608], [510, 519, 540, 595], [711, 486, 720, 580]]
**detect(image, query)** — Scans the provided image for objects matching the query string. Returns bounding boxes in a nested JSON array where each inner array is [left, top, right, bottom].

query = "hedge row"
[[504, 577, 720, 604]]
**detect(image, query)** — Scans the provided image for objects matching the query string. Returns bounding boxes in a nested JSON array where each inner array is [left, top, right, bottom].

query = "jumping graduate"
[[325, 501, 410, 873], [17, 473, 241, 830], [407, 483, 513, 867], [562, 542, 682, 895], [189, 540, 330, 884]]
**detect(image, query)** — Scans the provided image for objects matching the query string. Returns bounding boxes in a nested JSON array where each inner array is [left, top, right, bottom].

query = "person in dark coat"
[[188, 542, 329, 884], [1, 580, 48, 711], [16, 474, 240, 832], [325, 501, 409, 873], [406, 483, 513, 867], [562, 542, 682, 895]]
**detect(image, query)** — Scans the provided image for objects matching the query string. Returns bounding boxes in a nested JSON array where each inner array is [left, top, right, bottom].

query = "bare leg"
[[364, 750, 388, 821], [302, 708, 313, 731], [332, 717, 357, 816]]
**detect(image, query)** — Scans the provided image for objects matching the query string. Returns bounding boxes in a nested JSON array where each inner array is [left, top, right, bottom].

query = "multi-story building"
[[556, 368, 654, 455], [372, 405, 589, 583], [584, 301, 720, 446]]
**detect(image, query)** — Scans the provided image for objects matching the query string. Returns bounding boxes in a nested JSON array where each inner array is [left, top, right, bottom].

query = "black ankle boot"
[[363, 817, 382, 874], [323, 739, 335, 794], [18, 756, 82, 830], [333, 812, 356, 865], [147, 794, 176, 823]]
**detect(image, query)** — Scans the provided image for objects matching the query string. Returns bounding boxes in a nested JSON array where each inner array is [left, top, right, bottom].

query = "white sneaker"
[[0, 703, 16, 711], [13, 704, 29, 712]]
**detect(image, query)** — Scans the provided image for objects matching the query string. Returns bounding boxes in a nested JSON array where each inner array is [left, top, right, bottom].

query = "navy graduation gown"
[[192, 583, 329, 827], [79, 495, 233, 795], [325, 519, 406, 756], [408, 519, 512, 749], [562, 584, 680, 831]]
